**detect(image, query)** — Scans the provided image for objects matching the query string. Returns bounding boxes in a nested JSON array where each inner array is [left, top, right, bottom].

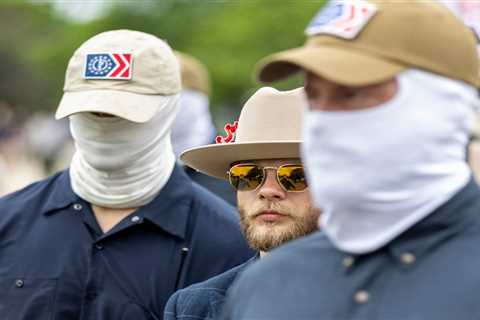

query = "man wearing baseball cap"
[[172, 51, 237, 206], [0, 30, 254, 319], [164, 87, 320, 320], [223, 1, 480, 319]]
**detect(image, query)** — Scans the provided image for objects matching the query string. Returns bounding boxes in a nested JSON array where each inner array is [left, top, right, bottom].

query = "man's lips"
[[254, 211, 288, 222]]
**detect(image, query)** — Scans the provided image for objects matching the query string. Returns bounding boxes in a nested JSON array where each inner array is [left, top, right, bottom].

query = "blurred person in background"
[[439, 0, 480, 181], [0, 29, 253, 320], [223, 1, 480, 319], [438, 0, 480, 36], [0, 102, 44, 196], [173, 51, 237, 206], [165, 87, 320, 320], [23, 111, 71, 174]]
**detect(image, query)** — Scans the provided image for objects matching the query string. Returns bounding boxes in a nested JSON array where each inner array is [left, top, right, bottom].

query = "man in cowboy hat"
[[163, 86, 321, 320], [223, 1, 480, 319], [0, 30, 254, 320]]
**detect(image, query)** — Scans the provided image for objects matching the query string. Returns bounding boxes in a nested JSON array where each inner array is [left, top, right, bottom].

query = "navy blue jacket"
[[0, 165, 254, 320], [164, 255, 257, 320], [223, 179, 480, 320]]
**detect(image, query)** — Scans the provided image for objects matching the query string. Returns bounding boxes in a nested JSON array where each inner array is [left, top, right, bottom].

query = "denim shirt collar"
[[388, 177, 480, 262]]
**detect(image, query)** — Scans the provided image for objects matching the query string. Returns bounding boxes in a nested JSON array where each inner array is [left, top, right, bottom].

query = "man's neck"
[[260, 251, 267, 258], [91, 205, 138, 234]]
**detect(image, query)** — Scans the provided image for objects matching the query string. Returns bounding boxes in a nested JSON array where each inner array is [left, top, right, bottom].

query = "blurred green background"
[[0, 0, 326, 126]]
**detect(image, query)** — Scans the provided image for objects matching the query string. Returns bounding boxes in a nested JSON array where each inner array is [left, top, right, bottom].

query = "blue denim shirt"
[[0, 165, 254, 320], [223, 178, 480, 320], [164, 255, 258, 320]]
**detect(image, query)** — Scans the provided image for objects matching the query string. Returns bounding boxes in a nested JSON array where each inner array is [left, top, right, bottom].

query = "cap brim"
[[180, 141, 301, 179], [56, 89, 171, 123], [257, 46, 407, 86]]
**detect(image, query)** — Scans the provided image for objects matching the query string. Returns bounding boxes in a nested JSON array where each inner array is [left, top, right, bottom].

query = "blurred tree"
[[0, 1, 325, 125]]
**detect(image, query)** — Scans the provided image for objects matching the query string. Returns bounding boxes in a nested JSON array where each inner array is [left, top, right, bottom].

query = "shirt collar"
[[137, 164, 193, 240], [389, 177, 480, 261], [41, 170, 79, 215], [43, 165, 194, 240]]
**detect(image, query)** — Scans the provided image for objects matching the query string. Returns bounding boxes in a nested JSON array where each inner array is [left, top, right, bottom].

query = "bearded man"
[[164, 87, 321, 320]]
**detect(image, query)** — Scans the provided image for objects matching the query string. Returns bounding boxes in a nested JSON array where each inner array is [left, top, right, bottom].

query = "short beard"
[[238, 203, 320, 252]]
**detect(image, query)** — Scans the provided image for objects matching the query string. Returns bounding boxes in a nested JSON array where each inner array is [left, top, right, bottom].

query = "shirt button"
[[354, 290, 370, 304], [95, 243, 104, 250], [342, 256, 355, 268], [15, 279, 24, 288], [73, 203, 83, 211], [131, 216, 141, 223], [400, 252, 416, 265]]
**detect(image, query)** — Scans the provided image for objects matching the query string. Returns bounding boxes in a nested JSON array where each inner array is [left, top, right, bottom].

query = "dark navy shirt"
[[164, 255, 258, 320], [223, 179, 480, 320], [0, 165, 254, 320]]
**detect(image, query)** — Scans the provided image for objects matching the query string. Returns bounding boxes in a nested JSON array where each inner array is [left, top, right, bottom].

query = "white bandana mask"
[[69, 94, 180, 209], [170, 89, 216, 159], [302, 69, 479, 254]]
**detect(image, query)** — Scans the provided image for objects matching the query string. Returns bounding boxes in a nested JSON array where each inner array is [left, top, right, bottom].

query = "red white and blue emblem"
[[84, 53, 132, 80], [305, 0, 378, 39]]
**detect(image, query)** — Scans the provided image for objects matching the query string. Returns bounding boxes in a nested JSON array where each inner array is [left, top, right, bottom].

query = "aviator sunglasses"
[[228, 163, 308, 192]]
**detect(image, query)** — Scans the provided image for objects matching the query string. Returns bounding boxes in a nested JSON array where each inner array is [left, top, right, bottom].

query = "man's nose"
[[258, 170, 286, 201]]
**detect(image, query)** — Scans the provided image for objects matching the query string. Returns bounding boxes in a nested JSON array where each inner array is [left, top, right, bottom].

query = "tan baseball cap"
[[257, 0, 480, 88], [180, 87, 305, 179], [56, 29, 181, 123], [175, 51, 211, 95]]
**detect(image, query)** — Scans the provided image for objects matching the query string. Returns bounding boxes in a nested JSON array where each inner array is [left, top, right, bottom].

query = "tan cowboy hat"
[[180, 87, 305, 179], [256, 0, 480, 88]]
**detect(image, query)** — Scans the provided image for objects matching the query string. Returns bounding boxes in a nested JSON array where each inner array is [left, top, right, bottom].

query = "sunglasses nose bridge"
[[257, 169, 287, 199], [257, 167, 286, 191]]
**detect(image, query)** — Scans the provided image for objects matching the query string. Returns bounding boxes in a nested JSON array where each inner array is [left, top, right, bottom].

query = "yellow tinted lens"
[[277, 165, 307, 191], [229, 165, 264, 191]]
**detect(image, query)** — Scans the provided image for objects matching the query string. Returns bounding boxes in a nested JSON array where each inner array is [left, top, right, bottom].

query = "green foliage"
[[0, 1, 325, 123]]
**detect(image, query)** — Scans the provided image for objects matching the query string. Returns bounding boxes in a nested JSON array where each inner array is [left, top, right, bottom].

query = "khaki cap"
[[180, 87, 305, 179], [257, 0, 480, 88], [175, 51, 211, 95], [56, 29, 181, 123]]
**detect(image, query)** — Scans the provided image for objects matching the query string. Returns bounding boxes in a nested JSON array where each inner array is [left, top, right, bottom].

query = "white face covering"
[[69, 94, 180, 209], [302, 69, 480, 254], [170, 89, 216, 159]]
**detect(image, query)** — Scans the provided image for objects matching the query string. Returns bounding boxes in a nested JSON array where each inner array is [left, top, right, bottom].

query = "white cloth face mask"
[[170, 89, 217, 159], [302, 69, 479, 254], [69, 94, 180, 209]]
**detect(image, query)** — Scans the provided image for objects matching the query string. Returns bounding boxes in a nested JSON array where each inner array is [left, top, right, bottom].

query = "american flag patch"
[[84, 53, 132, 80], [305, 0, 378, 39]]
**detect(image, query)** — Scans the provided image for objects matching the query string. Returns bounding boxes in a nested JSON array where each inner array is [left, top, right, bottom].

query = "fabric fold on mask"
[[302, 69, 479, 254], [69, 94, 180, 209]]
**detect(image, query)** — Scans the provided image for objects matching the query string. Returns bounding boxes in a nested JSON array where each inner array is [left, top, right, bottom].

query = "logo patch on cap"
[[305, 0, 377, 39], [84, 53, 132, 80]]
